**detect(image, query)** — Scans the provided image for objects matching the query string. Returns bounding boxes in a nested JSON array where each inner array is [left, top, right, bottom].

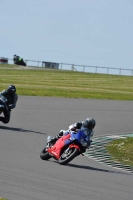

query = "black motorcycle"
[[14, 59, 26, 66], [13, 55, 26, 66], [0, 94, 8, 115]]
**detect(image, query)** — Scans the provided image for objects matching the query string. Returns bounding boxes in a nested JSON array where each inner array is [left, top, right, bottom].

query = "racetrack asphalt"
[[0, 96, 133, 200]]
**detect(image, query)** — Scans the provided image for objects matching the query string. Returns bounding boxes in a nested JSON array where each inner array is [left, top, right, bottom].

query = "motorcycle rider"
[[48, 118, 96, 152], [0, 85, 18, 124], [13, 54, 22, 64], [13, 54, 26, 66]]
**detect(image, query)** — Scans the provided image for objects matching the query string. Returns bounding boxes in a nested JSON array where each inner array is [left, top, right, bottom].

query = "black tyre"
[[59, 148, 80, 165], [40, 148, 52, 160], [21, 60, 26, 66], [23, 61, 26, 66]]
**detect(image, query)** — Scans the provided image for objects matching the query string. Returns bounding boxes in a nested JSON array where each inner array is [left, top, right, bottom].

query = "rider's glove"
[[76, 122, 82, 129]]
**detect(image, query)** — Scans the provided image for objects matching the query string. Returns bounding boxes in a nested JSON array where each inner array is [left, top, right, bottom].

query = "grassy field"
[[0, 64, 133, 100], [106, 137, 133, 166]]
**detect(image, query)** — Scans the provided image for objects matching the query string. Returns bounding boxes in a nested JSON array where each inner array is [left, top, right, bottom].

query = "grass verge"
[[106, 137, 133, 166], [0, 198, 8, 200], [0, 64, 133, 100]]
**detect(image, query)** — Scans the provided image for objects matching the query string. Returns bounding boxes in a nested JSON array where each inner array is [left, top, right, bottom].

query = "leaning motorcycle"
[[14, 58, 26, 66], [0, 94, 8, 115], [40, 130, 87, 165]]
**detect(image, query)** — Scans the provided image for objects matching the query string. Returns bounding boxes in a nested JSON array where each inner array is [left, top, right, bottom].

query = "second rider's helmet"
[[7, 85, 16, 95]]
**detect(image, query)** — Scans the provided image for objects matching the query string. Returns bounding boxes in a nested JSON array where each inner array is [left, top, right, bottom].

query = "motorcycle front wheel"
[[59, 147, 80, 165], [40, 147, 52, 160]]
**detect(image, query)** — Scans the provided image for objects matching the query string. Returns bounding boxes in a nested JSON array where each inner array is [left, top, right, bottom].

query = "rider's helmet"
[[83, 118, 96, 130], [7, 85, 16, 95], [13, 54, 17, 59]]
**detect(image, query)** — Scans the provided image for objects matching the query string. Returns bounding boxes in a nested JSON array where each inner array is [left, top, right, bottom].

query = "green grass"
[[106, 137, 133, 166], [0, 198, 8, 200], [0, 64, 133, 100]]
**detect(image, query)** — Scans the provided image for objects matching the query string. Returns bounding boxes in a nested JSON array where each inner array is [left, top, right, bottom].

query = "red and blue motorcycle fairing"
[[40, 130, 88, 165]]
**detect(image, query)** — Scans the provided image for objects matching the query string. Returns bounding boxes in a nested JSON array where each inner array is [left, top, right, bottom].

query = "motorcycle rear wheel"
[[40, 148, 52, 160], [59, 147, 80, 165]]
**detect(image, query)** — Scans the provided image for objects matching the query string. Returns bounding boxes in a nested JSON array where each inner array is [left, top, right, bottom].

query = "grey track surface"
[[0, 96, 133, 200]]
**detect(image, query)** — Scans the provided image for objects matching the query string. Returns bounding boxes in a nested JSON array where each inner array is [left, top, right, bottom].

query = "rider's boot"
[[50, 131, 64, 143]]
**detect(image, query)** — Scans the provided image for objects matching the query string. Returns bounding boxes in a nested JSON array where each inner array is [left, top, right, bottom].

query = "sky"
[[1, 0, 133, 72]]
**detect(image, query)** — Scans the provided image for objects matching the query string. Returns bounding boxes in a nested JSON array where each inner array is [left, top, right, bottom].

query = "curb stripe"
[[84, 133, 133, 173]]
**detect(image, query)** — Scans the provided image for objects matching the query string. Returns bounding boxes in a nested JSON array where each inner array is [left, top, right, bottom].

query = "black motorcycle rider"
[[0, 85, 18, 124], [47, 118, 96, 152], [13, 54, 26, 66], [13, 54, 21, 63]]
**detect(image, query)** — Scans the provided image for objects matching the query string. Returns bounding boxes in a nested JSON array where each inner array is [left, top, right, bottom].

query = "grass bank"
[[0, 64, 133, 100], [106, 137, 133, 166]]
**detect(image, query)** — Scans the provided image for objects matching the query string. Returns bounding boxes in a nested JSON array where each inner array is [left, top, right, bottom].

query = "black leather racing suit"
[[13, 55, 20, 64], [0, 90, 18, 123]]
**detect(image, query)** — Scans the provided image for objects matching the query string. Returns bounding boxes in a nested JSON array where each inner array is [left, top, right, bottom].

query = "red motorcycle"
[[40, 130, 87, 165]]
